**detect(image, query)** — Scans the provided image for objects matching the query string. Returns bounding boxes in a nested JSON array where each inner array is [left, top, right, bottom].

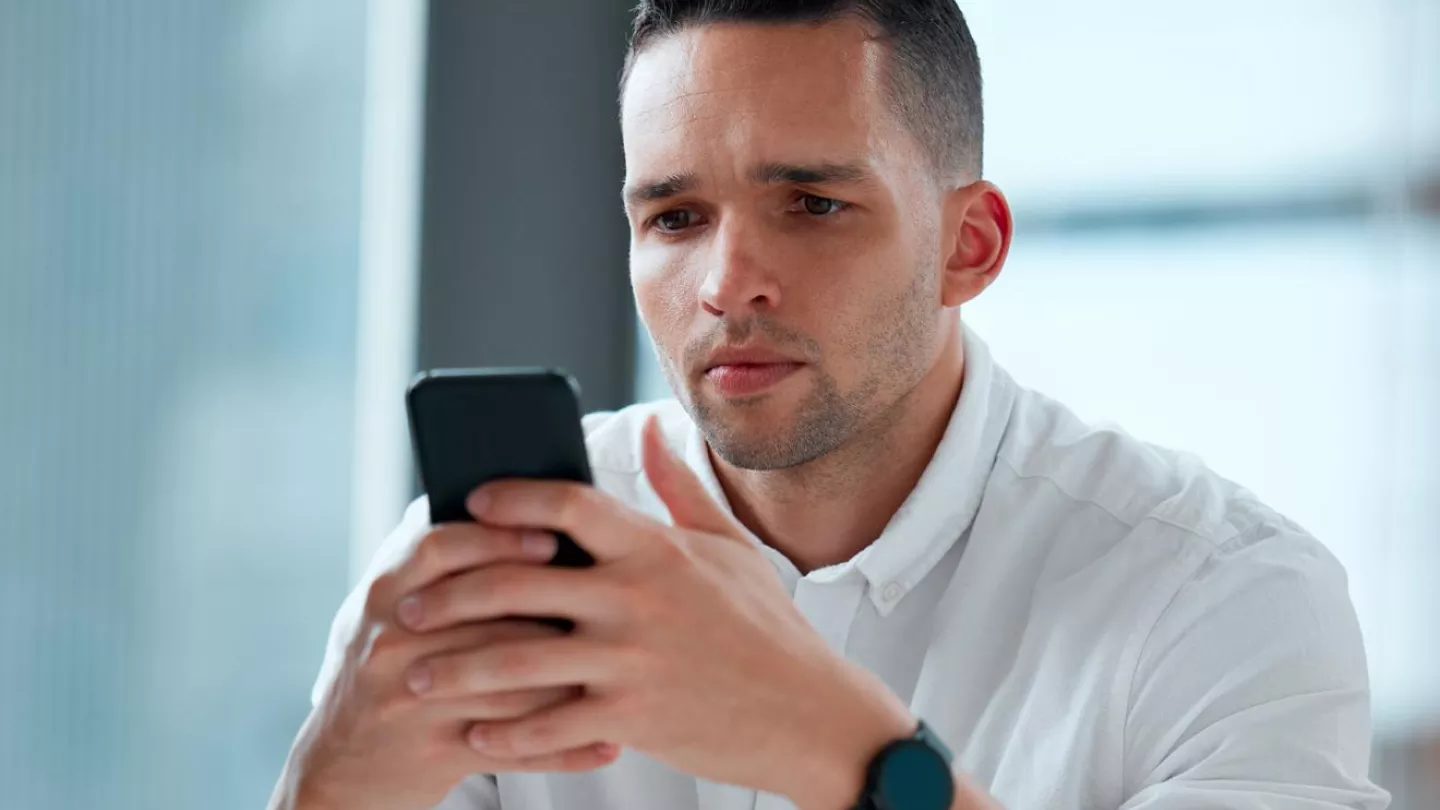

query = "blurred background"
[[0, 1, 1435, 808]]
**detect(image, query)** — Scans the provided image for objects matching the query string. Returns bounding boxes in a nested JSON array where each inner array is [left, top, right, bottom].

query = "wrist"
[[268, 717, 341, 810], [289, 776, 339, 810], [784, 665, 918, 810], [267, 765, 331, 810]]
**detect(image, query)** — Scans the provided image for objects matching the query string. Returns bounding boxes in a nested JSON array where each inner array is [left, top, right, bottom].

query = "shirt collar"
[[685, 325, 1016, 615]]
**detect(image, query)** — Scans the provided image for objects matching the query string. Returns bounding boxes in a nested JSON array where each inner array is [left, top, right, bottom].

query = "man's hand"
[[268, 522, 621, 810], [395, 416, 916, 805]]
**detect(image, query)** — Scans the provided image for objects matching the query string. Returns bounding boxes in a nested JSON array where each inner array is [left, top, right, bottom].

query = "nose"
[[698, 217, 780, 317]]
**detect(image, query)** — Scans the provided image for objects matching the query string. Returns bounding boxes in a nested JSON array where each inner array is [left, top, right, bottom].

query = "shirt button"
[[881, 582, 904, 602]]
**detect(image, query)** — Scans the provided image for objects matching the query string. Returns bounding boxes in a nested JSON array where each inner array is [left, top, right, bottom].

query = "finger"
[[392, 523, 559, 597], [442, 685, 581, 721], [409, 636, 620, 699], [398, 563, 616, 633], [467, 695, 617, 759], [467, 480, 664, 563], [475, 741, 622, 774], [359, 617, 564, 682], [639, 413, 744, 539], [409, 617, 567, 659]]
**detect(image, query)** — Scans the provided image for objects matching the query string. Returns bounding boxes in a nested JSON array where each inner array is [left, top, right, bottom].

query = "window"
[[0, 3, 372, 808]]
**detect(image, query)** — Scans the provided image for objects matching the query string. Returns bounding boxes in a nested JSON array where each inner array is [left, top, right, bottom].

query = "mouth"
[[703, 361, 805, 398]]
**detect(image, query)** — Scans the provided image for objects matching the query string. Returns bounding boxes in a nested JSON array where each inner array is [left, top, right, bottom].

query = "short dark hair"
[[622, 0, 984, 180]]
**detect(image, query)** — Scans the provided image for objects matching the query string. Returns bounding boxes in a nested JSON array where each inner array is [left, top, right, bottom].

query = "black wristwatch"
[[851, 719, 955, 810]]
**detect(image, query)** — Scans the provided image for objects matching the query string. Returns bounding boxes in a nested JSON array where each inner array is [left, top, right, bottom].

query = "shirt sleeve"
[[306, 496, 504, 810], [1119, 519, 1390, 810]]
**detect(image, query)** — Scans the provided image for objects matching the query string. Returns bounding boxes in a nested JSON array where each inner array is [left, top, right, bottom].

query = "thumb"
[[640, 414, 741, 539]]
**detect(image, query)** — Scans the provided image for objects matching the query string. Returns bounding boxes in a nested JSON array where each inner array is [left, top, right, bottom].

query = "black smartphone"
[[405, 368, 597, 576]]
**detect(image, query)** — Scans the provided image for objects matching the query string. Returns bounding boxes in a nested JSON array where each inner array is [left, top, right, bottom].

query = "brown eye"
[[800, 195, 847, 216], [653, 210, 698, 233]]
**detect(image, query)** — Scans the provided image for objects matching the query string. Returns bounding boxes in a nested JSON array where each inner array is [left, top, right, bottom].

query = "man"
[[268, 2, 1389, 809]]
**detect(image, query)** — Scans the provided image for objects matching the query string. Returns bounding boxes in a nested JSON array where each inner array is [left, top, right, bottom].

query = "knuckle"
[[558, 485, 601, 528], [556, 746, 602, 772], [361, 572, 398, 620], [615, 642, 651, 678], [591, 572, 631, 605], [361, 626, 412, 669], [552, 487, 582, 528], [372, 679, 422, 723], [615, 582, 663, 625], [514, 717, 557, 752], [458, 523, 519, 562], [607, 645, 652, 690], [608, 688, 646, 722], [653, 531, 690, 565], [495, 527, 531, 557], [411, 528, 452, 571], [430, 655, 472, 696]]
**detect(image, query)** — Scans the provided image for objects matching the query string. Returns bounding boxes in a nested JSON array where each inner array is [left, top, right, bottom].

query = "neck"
[[709, 320, 967, 574]]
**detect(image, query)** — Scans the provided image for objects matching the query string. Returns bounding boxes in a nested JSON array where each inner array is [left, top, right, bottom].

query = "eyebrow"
[[622, 160, 876, 210], [623, 172, 698, 209]]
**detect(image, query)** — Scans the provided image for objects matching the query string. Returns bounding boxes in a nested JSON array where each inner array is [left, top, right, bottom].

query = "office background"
[[0, 1, 1436, 808]]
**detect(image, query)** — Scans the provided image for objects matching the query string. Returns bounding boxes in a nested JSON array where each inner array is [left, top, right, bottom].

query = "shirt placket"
[[751, 574, 867, 810]]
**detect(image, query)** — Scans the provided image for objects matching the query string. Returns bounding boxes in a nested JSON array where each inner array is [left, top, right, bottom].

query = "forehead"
[[620, 21, 905, 178]]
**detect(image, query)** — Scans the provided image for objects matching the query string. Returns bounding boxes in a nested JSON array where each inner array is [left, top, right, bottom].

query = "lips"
[[703, 347, 804, 368], [703, 359, 804, 397]]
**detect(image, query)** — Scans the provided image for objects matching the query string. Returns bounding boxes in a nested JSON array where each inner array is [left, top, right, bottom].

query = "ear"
[[939, 180, 1013, 308]]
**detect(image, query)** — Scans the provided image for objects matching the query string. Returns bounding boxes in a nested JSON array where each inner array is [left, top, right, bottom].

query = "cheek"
[[631, 249, 695, 353], [817, 248, 933, 359], [799, 235, 902, 313]]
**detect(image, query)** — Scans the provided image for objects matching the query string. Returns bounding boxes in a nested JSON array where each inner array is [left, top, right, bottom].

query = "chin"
[[691, 394, 846, 472], [692, 390, 782, 431], [702, 425, 799, 471], [682, 390, 781, 465]]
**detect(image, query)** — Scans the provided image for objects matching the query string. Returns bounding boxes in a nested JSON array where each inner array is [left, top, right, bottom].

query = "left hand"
[[394, 415, 916, 806]]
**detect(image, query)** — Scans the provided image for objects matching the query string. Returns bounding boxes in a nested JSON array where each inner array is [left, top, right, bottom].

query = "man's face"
[[622, 20, 949, 470]]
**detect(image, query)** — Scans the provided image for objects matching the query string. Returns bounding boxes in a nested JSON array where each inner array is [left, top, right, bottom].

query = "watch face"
[[875, 739, 954, 810]]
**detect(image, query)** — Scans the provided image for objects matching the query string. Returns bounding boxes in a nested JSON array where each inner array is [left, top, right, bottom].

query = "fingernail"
[[405, 664, 432, 695], [467, 488, 491, 516], [397, 596, 423, 629], [521, 531, 557, 560]]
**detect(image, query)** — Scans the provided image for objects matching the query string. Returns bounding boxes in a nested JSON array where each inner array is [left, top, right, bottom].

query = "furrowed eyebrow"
[[623, 160, 875, 210], [623, 172, 698, 209]]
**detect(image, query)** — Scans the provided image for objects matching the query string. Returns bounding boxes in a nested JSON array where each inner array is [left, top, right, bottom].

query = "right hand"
[[269, 522, 621, 810]]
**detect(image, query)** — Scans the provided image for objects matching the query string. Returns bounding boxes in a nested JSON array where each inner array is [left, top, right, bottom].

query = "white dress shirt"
[[311, 327, 1389, 810]]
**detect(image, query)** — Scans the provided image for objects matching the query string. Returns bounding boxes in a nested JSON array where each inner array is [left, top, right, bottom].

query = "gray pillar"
[[416, 1, 637, 414]]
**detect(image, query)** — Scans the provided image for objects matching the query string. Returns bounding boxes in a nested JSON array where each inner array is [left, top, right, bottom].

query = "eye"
[[796, 195, 849, 216], [651, 209, 700, 233]]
